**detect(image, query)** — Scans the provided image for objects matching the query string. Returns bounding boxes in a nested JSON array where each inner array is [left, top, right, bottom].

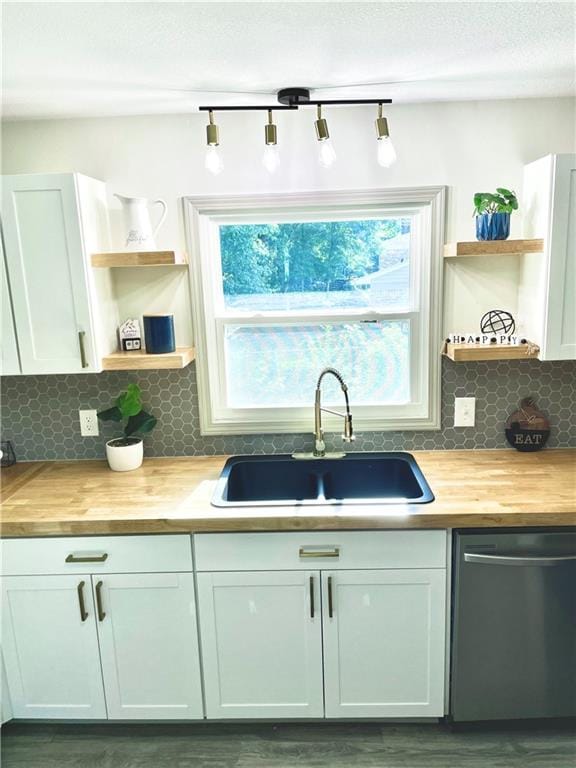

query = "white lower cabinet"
[[322, 569, 446, 718], [96, 573, 203, 720], [2, 532, 448, 722], [1, 549, 204, 720], [195, 531, 447, 721], [197, 570, 324, 719], [1, 575, 107, 719]]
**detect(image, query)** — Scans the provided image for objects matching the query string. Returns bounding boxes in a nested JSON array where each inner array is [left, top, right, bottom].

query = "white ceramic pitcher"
[[114, 193, 167, 251]]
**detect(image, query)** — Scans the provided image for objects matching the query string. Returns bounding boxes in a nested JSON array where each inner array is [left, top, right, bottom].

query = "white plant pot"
[[105, 437, 143, 472]]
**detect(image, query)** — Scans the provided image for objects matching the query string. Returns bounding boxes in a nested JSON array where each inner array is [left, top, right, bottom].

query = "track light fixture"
[[375, 103, 397, 168], [314, 104, 336, 168], [199, 88, 395, 174], [205, 110, 223, 175], [262, 110, 280, 174]]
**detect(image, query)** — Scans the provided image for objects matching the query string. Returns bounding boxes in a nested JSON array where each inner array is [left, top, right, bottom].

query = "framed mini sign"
[[118, 318, 142, 352]]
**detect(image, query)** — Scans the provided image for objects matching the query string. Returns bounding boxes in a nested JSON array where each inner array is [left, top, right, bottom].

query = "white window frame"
[[184, 187, 445, 436]]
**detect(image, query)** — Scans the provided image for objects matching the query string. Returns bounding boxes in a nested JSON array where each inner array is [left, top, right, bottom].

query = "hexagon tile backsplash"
[[1, 358, 575, 461]]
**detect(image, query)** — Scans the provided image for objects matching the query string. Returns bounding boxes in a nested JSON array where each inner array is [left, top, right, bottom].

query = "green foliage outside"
[[220, 219, 408, 297], [226, 322, 410, 407]]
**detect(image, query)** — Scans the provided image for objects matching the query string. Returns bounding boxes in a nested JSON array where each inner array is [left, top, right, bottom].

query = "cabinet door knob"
[[66, 553, 108, 563], [299, 547, 340, 559], [309, 575, 315, 619], [95, 580, 106, 622], [77, 580, 88, 622], [78, 330, 89, 369]]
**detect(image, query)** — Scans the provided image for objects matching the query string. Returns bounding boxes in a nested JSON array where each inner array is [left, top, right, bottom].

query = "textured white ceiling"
[[3, 1, 575, 119]]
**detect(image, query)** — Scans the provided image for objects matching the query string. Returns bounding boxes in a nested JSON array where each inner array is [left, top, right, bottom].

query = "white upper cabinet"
[[197, 570, 324, 719], [95, 573, 204, 720], [1, 173, 112, 374], [521, 154, 576, 360], [322, 569, 446, 719], [0, 238, 20, 375]]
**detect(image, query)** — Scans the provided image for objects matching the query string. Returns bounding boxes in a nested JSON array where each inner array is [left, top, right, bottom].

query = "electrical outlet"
[[454, 397, 475, 427], [79, 409, 99, 437]]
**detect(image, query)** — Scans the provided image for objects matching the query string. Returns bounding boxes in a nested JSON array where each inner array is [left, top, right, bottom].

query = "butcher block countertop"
[[1, 450, 575, 537]]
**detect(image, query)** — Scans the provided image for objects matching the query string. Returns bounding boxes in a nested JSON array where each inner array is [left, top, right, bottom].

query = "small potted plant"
[[98, 383, 157, 472], [473, 188, 518, 241]]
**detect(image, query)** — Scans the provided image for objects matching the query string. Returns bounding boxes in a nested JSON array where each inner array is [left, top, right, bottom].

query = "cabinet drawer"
[[1, 535, 192, 576], [194, 531, 446, 572]]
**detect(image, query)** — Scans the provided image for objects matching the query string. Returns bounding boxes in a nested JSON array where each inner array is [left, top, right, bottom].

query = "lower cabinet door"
[[94, 573, 203, 720], [197, 570, 324, 718], [1, 575, 106, 718], [322, 569, 446, 718]]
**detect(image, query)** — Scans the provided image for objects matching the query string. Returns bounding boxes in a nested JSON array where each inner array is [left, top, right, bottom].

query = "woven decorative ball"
[[505, 397, 550, 452], [480, 309, 515, 336]]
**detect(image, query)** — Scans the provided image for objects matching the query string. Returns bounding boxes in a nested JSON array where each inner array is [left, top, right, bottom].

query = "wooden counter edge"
[[2, 511, 575, 538]]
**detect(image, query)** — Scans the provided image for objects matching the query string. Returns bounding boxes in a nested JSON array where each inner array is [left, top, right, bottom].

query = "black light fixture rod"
[[199, 105, 297, 112], [306, 98, 392, 105], [199, 98, 392, 112]]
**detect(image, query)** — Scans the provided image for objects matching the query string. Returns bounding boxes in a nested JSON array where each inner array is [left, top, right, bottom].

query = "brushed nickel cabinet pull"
[[95, 580, 106, 622], [328, 575, 334, 618], [299, 547, 340, 559], [66, 553, 108, 563], [78, 330, 89, 368], [77, 580, 88, 622], [309, 575, 315, 619]]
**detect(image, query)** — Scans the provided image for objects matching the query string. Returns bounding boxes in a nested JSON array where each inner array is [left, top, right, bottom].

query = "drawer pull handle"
[[95, 580, 106, 622], [309, 575, 315, 619], [78, 331, 89, 369], [66, 553, 108, 563], [77, 580, 88, 622], [299, 547, 340, 559], [328, 575, 334, 618]]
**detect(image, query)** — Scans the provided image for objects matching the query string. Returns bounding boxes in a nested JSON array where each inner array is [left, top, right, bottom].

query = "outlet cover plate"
[[79, 409, 99, 437], [454, 397, 475, 427]]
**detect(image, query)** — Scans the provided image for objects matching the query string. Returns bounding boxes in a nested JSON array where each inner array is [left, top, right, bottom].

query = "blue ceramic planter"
[[476, 212, 510, 241]]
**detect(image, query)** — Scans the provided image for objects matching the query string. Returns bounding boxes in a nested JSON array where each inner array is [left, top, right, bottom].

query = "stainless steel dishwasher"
[[451, 529, 576, 722]]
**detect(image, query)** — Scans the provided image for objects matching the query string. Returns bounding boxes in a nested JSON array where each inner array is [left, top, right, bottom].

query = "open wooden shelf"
[[102, 347, 195, 371], [91, 251, 188, 268], [443, 239, 544, 259], [443, 341, 540, 362]]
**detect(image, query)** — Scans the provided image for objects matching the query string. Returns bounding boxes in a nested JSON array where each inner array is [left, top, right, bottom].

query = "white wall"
[[2, 97, 575, 334]]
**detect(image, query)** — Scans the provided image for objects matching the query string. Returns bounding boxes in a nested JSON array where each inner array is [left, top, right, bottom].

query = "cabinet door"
[[322, 569, 446, 718], [0, 238, 20, 375], [1, 575, 106, 719], [95, 573, 203, 720], [197, 571, 323, 719], [1, 174, 96, 373], [1, 650, 13, 724], [545, 154, 576, 360]]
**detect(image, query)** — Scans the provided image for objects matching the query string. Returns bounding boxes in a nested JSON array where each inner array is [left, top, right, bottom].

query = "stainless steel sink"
[[211, 452, 434, 507]]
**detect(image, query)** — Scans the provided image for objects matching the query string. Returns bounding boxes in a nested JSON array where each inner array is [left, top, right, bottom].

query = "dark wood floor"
[[1, 721, 575, 768]]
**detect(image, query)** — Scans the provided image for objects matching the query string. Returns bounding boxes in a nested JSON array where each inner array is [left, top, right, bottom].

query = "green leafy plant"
[[473, 188, 518, 216], [98, 383, 157, 444]]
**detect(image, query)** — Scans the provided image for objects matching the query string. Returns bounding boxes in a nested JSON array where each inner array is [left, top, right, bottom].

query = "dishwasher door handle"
[[464, 552, 576, 567]]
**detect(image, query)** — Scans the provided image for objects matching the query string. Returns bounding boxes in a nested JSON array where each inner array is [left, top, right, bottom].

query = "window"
[[186, 188, 444, 435]]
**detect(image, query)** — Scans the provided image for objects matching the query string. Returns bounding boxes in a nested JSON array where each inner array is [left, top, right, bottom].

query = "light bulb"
[[262, 144, 280, 174], [377, 136, 397, 168], [205, 145, 223, 175], [318, 139, 336, 168]]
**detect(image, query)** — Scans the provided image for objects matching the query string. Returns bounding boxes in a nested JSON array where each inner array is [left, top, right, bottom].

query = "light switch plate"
[[454, 397, 475, 427], [79, 409, 99, 437]]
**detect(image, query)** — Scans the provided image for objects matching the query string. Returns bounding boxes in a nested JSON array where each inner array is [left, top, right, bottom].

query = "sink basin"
[[211, 453, 434, 507]]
